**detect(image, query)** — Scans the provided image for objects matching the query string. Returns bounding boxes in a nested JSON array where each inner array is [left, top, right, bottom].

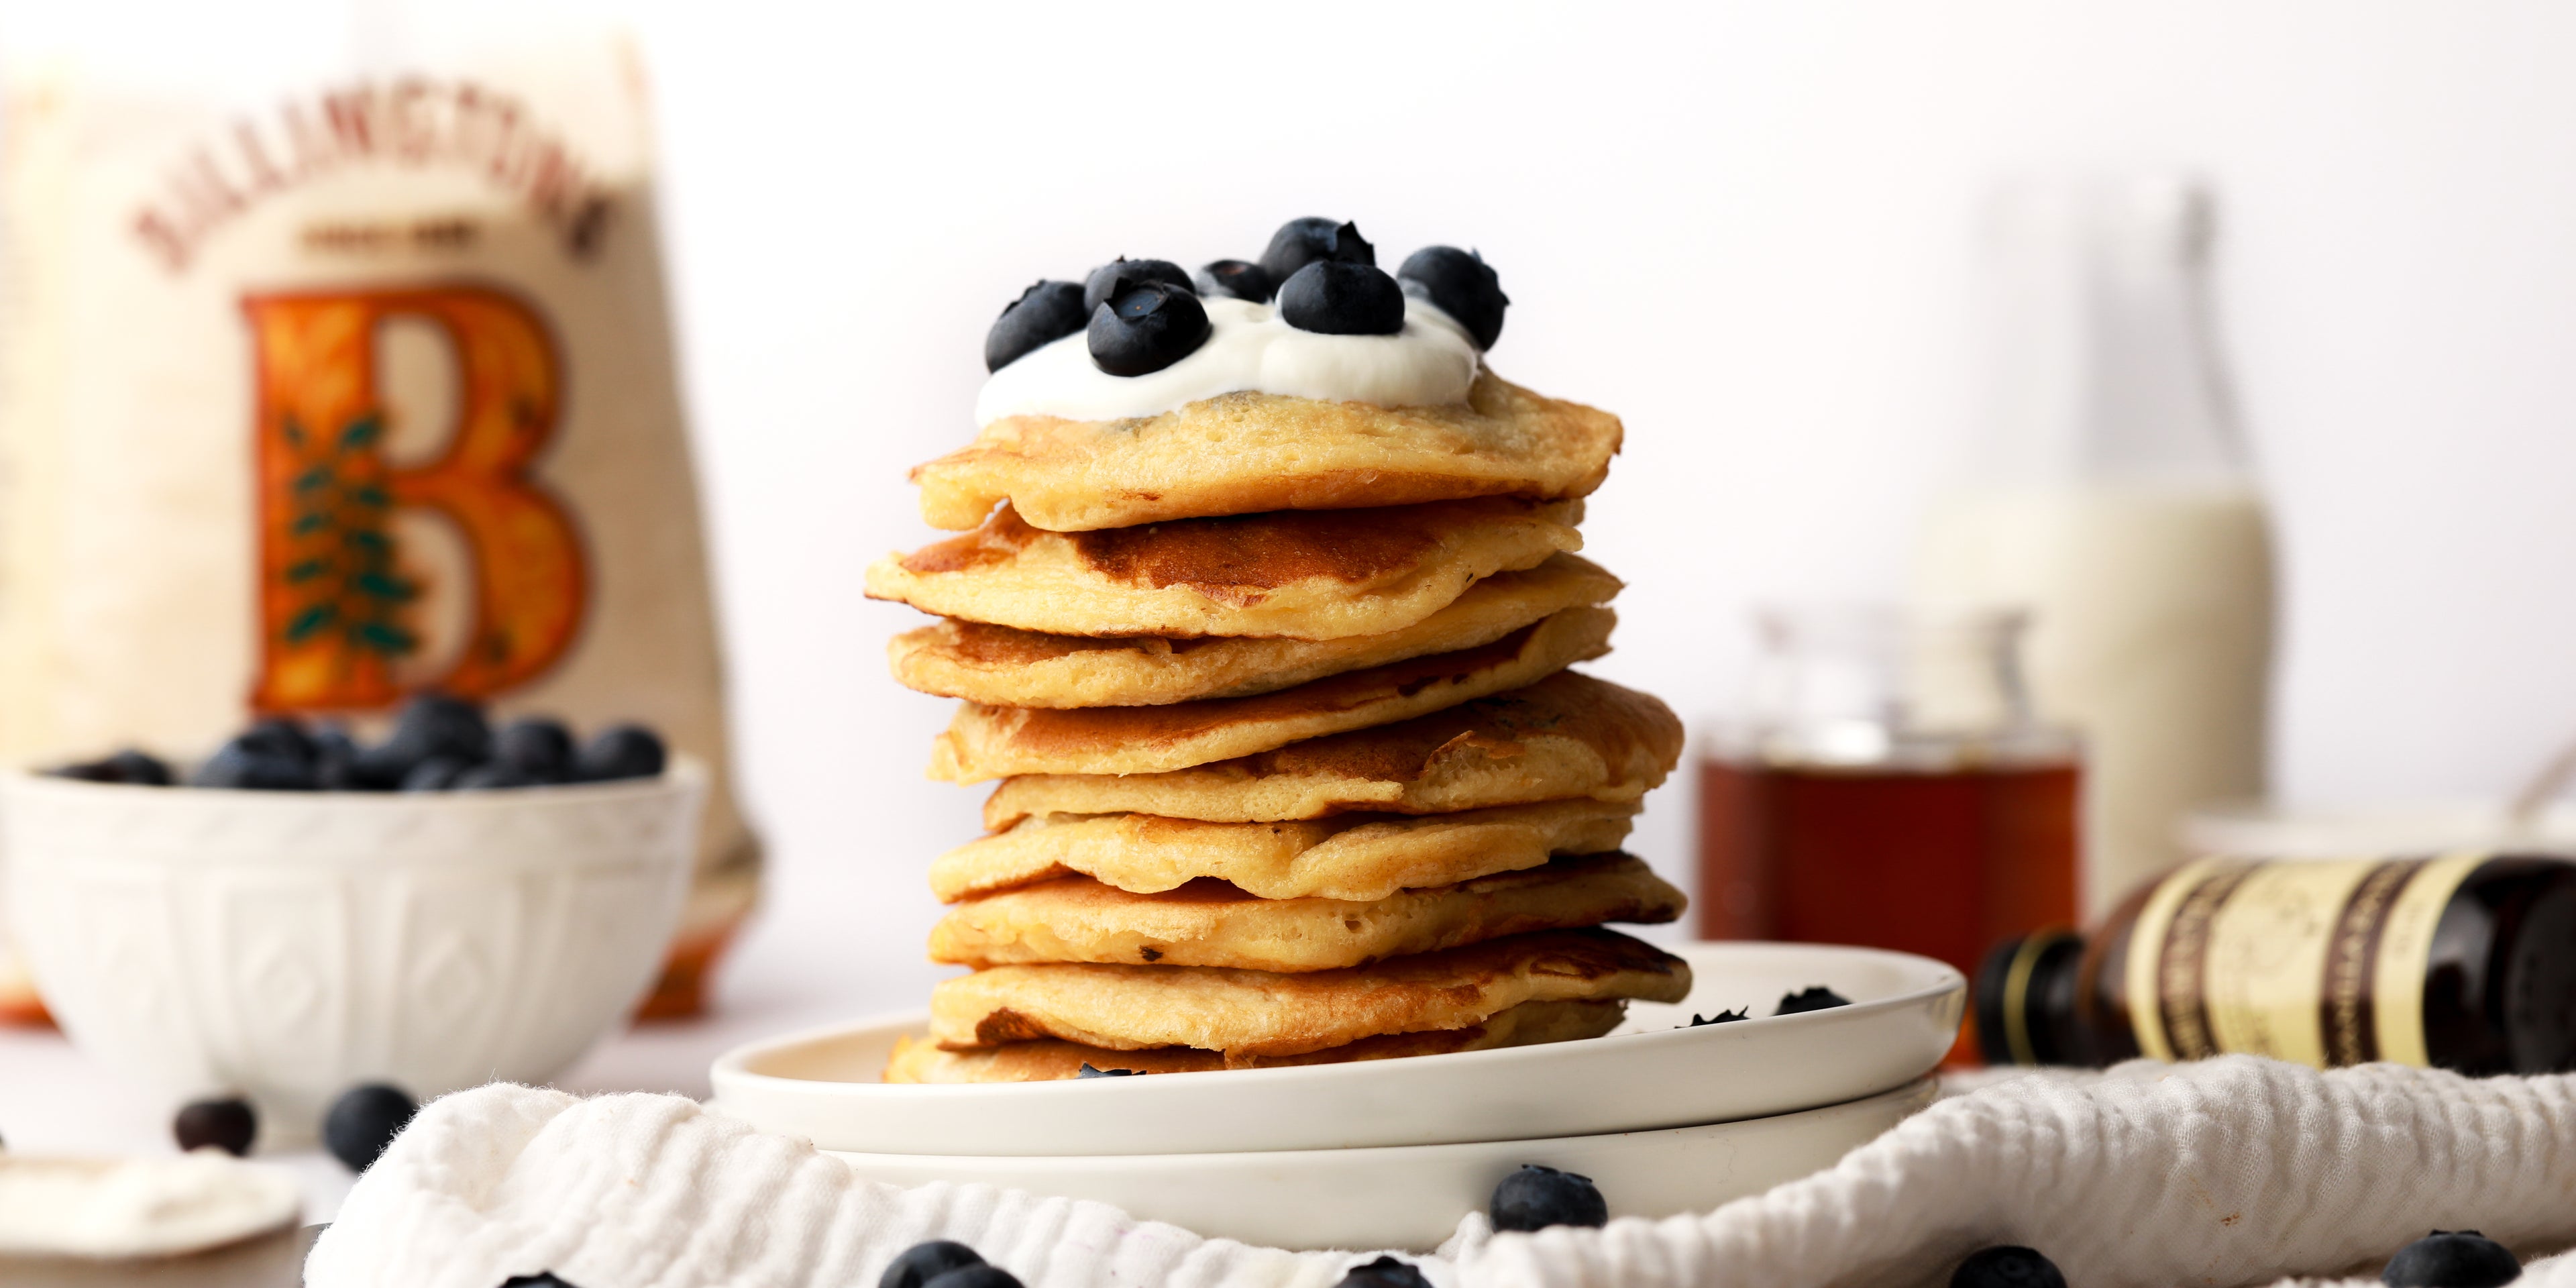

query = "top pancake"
[[911, 372, 1624, 533], [982, 669, 1684, 827], [888, 553, 1621, 708], [865, 497, 1582, 640]]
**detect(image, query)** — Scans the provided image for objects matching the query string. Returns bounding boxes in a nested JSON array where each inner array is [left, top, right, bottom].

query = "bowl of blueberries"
[[0, 694, 706, 1144]]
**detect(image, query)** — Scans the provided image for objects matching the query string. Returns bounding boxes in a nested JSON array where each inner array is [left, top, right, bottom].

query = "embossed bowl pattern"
[[0, 759, 706, 1140]]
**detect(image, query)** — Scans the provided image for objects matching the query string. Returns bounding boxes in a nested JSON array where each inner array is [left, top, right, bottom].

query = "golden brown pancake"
[[910, 372, 1623, 532], [863, 497, 1582, 641], [881, 999, 1626, 1082], [928, 927, 1689, 1057], [929, 853, 1683, 971], [887, 553, 1621, 708], [981, 670, 1683, 826], [928, 610, 1612, 782], [930, 799, 1638, 903]]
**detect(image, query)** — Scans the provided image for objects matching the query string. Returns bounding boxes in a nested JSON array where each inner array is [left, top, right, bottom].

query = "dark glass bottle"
[[1978, 854, 2576, 1074]]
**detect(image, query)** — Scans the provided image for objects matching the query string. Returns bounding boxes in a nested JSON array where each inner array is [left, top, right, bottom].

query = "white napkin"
[[307, 1055, 2576, 1288]]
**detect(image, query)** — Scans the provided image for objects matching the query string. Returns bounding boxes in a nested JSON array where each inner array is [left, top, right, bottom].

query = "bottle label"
[[2124, 854, 2485, 1067]]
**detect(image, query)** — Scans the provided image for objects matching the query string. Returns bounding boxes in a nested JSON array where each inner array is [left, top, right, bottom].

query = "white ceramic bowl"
[[818, 1078, 1936, 1251], [0, 760, 706, 1141], [711, 941, 1964, 1156]]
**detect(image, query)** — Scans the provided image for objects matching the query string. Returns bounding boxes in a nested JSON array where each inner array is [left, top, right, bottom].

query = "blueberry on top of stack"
[[51, 694, 667, 793], [869, 217, 1689, 1083]]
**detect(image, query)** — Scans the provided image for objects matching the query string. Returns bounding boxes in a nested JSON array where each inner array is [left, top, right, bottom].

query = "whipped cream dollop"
[[974, 295, 1481, 427]]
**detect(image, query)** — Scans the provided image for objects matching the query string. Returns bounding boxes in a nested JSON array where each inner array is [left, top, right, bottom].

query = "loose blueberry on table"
[[2382, 1230, 2522, 1288], [924, 1268, 1024, 1288], [50, 747, 174, 786], [172, 1096, 258, 1157], [1685, 1008, 1750, 1026], [883, 1242, 1024, 1288], [323, 1083, 418, 1173], [1950, 1245, 2067, 1288], [500, 1276, 580, 1288], [1336, 1254, 1431, 1288], [1489, 1163, 1609, 1232], [1774, 985, 1852, 1016], [1075, 1063, 1137, 1078]]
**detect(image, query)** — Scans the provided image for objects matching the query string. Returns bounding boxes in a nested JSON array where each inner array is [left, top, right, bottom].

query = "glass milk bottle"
[[1914, 174, 2277, 918]]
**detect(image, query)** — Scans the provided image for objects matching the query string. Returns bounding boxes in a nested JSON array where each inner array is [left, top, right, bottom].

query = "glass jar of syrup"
[[1978, 854, 2576, 1073]]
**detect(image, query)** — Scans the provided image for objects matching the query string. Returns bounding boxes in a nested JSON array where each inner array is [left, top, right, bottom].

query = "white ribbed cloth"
[[307, 1056, 2576, 1288]]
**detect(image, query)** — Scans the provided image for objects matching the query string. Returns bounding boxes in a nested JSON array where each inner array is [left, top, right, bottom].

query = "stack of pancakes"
[[867, 374, 1693, 1082]]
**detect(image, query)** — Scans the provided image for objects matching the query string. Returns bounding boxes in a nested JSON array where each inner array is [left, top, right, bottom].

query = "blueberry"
[[881, 1242, 985, 1288], [1081, 258, 1195, 316], [192, 742, 320, 790], [1087, 280, 1212, 377], [1335, 1256, 1431, 1288], [1194, 259, 1276, 304], [1489, 1163, 1608, 1232], [1075, 1063, 1137, 1078], [2383, 1231, 2522, 1288], [1775, 986, 1852, 1016], [500, 1276, 580, 1288], [311, 727, 368, 790], [173, 1097, 258, 1157], [494, 717, 576, 782], [454, 762, 543, 790], [1259, 217, 1375, 284], [1397, 246, 1509, 350], [322, 1083, 416, 1173], [985, 280, 1088, 373], [1951, 1246, 2068, 1288], [54, 749, 174, 786], [576, 724, 667, 782], [237, 717, 319, 765], [388, 692, 492, 765], [1277, 261, 1407, 337], [1686, 1008, 1749, 1026], [400, 757, 472, 792], [922, 1269, 1022, 1288]]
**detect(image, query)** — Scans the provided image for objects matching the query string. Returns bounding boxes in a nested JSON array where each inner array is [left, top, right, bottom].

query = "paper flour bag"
[[0, 36, 757, 1020]]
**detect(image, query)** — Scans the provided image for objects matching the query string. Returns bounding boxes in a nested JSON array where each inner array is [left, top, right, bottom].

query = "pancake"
[[863, 497, 1582, 641], [888, 553, 1621, 708], [882, 998, 1626, 1082], [982, 670, 1682, 827], [927, 610, 1612, 784], [910, 372, 1624, 533], [928, 852, 1683, 971], [928, 926, 1688, 1057], [930, 798, 1639, 903]]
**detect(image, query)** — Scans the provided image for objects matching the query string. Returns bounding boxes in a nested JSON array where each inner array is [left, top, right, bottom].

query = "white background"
[[7, 1, 2576, 1079]]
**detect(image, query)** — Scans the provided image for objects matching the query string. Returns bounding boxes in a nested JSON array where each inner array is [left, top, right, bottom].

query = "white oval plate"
[[822, 1078, 1934, 1252], [710, 941, 1962, 1157]]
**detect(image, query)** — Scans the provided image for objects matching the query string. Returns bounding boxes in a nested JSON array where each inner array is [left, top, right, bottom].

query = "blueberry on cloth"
[[191, 741, 320, 791], [237, 716, 318, 764], [173, 1097, 258, 1157], [322, 1083, 416, 1173], [923, 1268, 1024, 1288], [54, 749, 174, 786], [1950, 1246, 2068, 1288], [1336, 1255, 1432, 1288], [1397, 246, 1509, 350], [1075, 1063, 1137, 1078], [576, 724, 667, 782], [494, 717, 576, 782], [1775, 985, 1852, 1016], [1259, 217, 1376, 284], [986, 280, 1088, 373], [400, 756, 472, 792], [881, 1241, 985, 1288], [454, 761, 543, 790], [311, 727, 367, 790], [1081, 258, 1196, 315], [1686, 1008, 1749, 1026], [500, 1276, 580, 1288], [2383, 1231, 2522, 1288], [1489, 1163, 1609, 1232], [387, 692, 492, 765], [1088, 280, 1213, 377], [1195, 259, 1277, 304], [1277, 262, 1407, 337]]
